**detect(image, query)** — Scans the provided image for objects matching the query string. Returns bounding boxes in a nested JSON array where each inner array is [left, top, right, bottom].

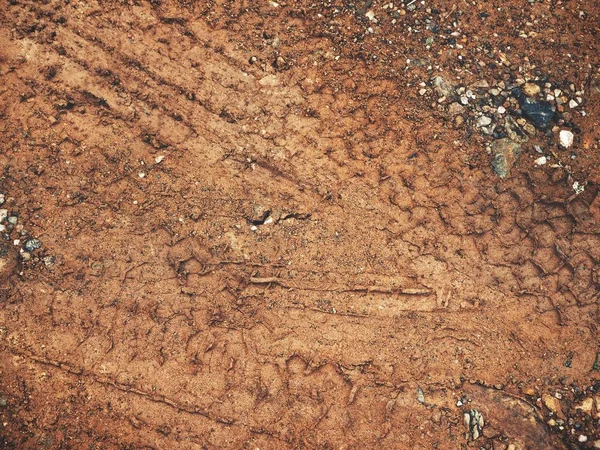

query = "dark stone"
[[519, 97, 556, 129], [492, 126, 507, 139], [24, 238, 42, 252]]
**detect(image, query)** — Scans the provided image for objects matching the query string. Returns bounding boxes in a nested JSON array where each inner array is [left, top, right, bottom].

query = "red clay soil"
[[1, 0, 600, 449]]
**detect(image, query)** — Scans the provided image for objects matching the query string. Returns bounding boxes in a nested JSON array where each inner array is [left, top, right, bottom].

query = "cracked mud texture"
[[1, 0, 600, 449]]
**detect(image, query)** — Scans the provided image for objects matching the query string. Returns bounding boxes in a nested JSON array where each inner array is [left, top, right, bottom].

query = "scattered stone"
[[497, 106, 506, 114], [0, 209, 7, 222], [7, 216, 17, 225], [559, 130, 574, 148], [504, 116, 529, 143], [579, 435, 588, 443], [520, 97, 555, 129], [464, 409, 484, 441], [42, 255, 55, 268], [246, 204, 271, 225], [471, 80, 489, 88], [416, 387, 425, 404], [433, 76, 453, 98], [477, 116, 492, 127], [448, 102, 465, 116], [534, 156, 547, 166], [0, 194, 4, 205], [569, 99, 578, 109], [523, 123, 536, 136], [24, 238, 42, 252], [523, 82, 541, 97], [542, 394, 563, 418], [491, 139, 522, 178], [155, 155, 165, 163]]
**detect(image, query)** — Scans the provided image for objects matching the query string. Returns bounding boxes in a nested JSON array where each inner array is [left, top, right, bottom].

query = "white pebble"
[[155, 155, 165, 163], [497, 106, 506, 114], [578, 435, 588, 443], [419, 88, 427, 96], [559, 130, 574, 148], [13, 239, 20, 246], [138, 172, 146, 178], [568, 99, 578, 109], [534, 156, 547, 166], [0, 209, 7, 221], [477, 116, 492, 127]]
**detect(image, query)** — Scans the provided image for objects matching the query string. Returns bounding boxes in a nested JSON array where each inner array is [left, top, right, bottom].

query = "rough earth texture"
[[1, 0, 600, 449]]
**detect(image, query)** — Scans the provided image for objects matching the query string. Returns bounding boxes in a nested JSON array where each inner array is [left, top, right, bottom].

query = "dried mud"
[[1, 0, 600, 449]]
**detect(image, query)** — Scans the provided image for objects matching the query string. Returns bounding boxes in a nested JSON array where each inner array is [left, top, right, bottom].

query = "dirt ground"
[[1, 0, 600, 448]]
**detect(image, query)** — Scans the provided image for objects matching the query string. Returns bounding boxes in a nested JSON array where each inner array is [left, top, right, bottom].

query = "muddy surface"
[[1, 0, 600, 448]]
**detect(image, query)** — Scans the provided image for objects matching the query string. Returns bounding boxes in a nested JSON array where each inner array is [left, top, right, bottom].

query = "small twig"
[[443, 4, 457, 20]]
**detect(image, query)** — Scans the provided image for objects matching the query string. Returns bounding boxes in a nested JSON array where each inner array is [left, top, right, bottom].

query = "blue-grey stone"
[[520, 97, 555, 129]]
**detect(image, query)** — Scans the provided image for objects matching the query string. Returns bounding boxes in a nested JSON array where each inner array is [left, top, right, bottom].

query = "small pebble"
[[523, 82, 541, 97], [477, 116, 492, 127], [559, 130, 574, 148], [535, 156, 547, 166], [579, 435, 588, 443], [0, 209, 7, 222], [155, 155, 165, 163], [7, 216, 17, 225], [24, 238, 42, 252], [568, 99, 578, 109], [497, 106, 506, 114]]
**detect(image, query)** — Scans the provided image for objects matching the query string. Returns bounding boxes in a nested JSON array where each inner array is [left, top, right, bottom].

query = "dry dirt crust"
[[1, 0, 600, 449]]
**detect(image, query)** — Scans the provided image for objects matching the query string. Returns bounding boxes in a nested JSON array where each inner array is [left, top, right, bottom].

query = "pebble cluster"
[[426, 73, 585, 181], [0, 193, 43, 263]]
